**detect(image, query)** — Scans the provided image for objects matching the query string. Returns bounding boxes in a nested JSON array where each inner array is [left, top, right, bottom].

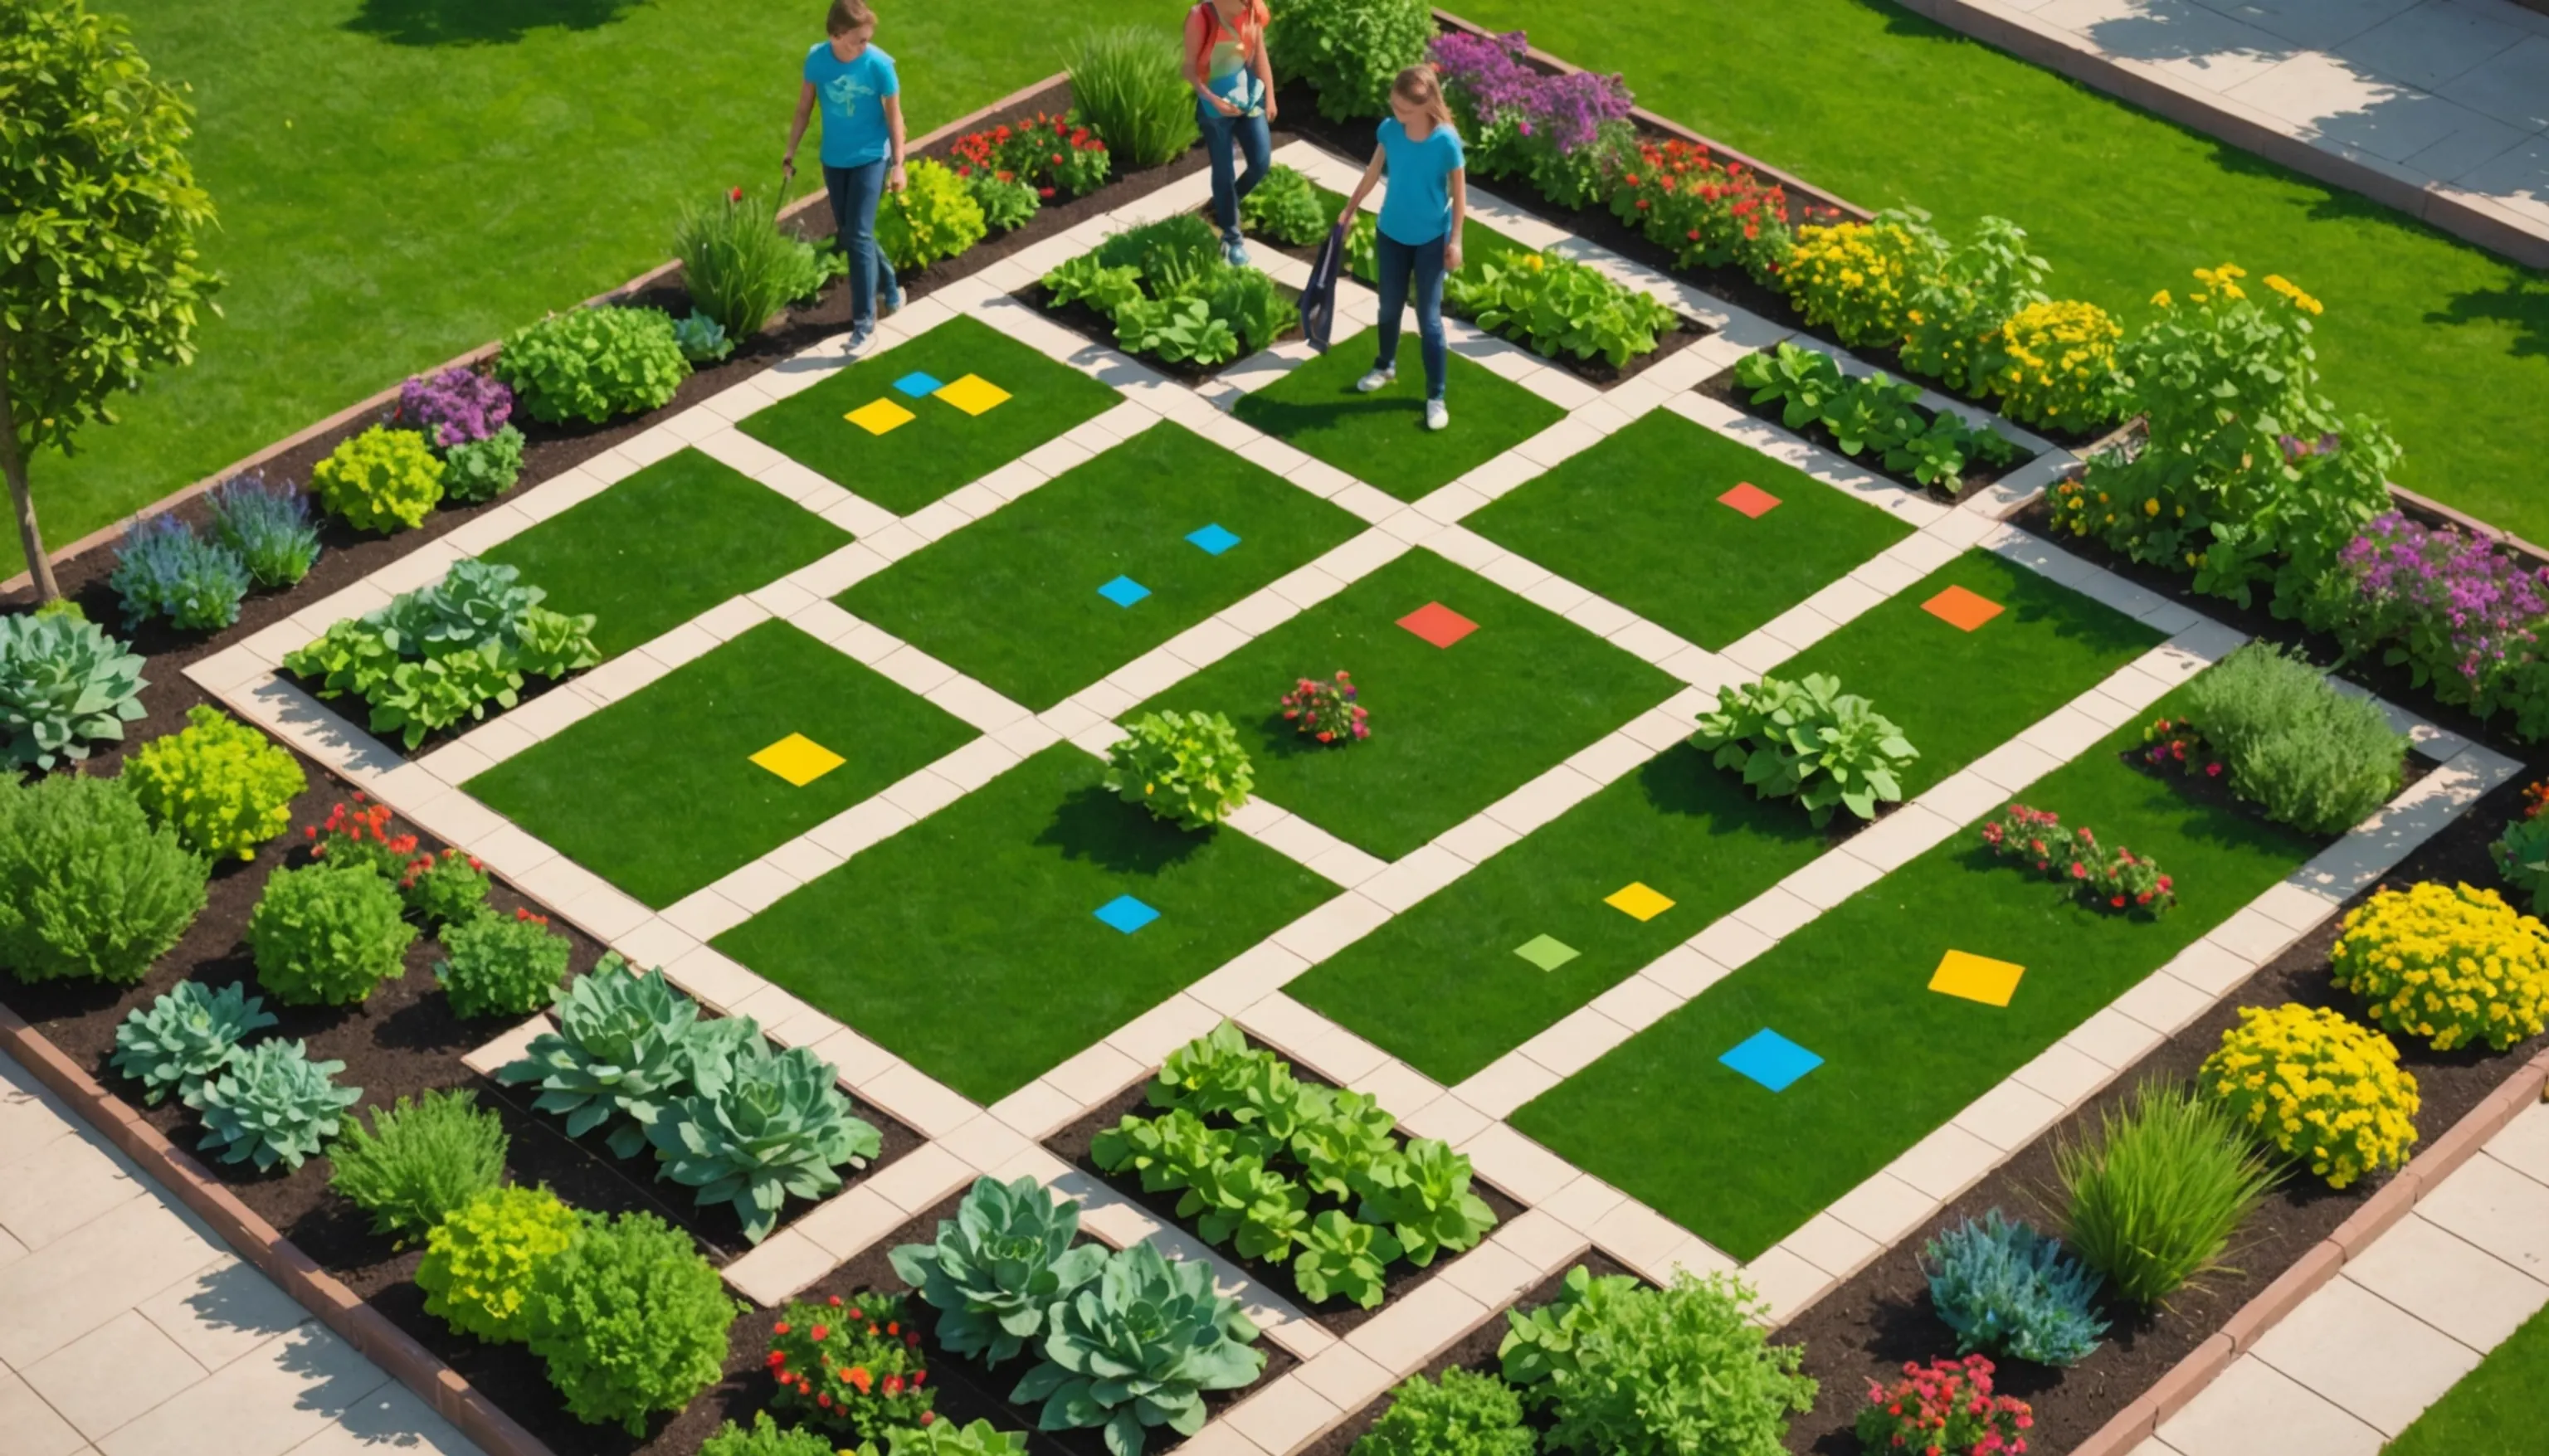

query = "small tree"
[[0, 0, 222, 600]]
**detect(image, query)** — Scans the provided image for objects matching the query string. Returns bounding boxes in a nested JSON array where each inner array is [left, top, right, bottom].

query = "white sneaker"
[[1426, 399, 1450, 431], [1355, 368, 1395, 393]]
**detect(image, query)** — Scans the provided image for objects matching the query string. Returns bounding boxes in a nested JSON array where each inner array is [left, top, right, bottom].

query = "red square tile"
[[1923, 585, 2006, 632], [1397, 601, 1479, 649], [1718, 482, 1782, 519]]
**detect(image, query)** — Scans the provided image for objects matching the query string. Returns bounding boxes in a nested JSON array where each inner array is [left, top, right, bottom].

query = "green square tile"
[[1513, 934, 1580, 971]]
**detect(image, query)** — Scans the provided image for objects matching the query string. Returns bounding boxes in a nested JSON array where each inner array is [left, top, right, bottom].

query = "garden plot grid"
[[183, 144, 2521, 1455]]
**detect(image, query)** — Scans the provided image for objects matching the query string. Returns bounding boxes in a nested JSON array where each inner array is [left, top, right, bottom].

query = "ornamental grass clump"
[[1921, 1210, 2107, 1367], [673, 188, 808, 343], [0, 772, 207, 986], [2056, 1080, 2278, 1307], [417, 1184, 582, 1343], [1279, 670, 1367, 744], [0, 610, 149, 768], [110, 981, 277, 1107], [1352, 1368, 1534, 1456], [1104, 709, 1254, 830], [2332, 882, 2549, 1052], [329, 1088, 509, 1244], [124, 704, 307, 863], [435, 908, 571, 1018], [2185, 643, 2406, 835], [1064, 27, 1197, 168], [207, 473, 322, 587], [193, 1038, 361, 1171], [246, 862, 418, 1006], [108, 513, 250, 632], [889, 1175, 1108, 1366], [2200, 1003, 2419, 1190], [764, 1293, 934, 1437], [524, 1210, 741, 1434], [1501, 1267, 1816, 1456], [1854, 1356, 2033, 1456]]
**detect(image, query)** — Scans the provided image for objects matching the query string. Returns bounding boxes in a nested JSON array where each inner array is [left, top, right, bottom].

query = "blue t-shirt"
[[804, 42, 899, 168], [1377, 117, 1465, 246]]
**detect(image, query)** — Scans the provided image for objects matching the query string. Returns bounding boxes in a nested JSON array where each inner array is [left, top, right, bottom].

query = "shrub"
[[124, 704, 305, 863], [2184, 643, 2405, 835], [1855, 1356, 2034, 1456], [1921, 1210, 2107, 1367], [1430, 28, 1637, 209], [1445, 249, 1675, 369], [703, 1413, 841, 1456], [645, 1038, 880, 1244], [2496, 811, 2549, 914], [399, 846, 490, 928], [311, 425, 444, 533], [1781, 212, 1947, 348], [0, 610, 149, 767], [397, 367, 514, 450], [765, 1293, 934, 1437], [436, 908, 572, 1018], [967, 169, 1040, 233], [1983, 299, 2130, 430], [1104, 709, 1255, 830], [496, 306, 690, 426], [110, 980, 277, 1107], [2303, 510, 2549, 742], [329, 1089, 509, 1244], [1609, 137, 1802, 287], [524, 1210, 739, 1435], [207, 474, 321, 587], [108, 514, 250, 631], [1240, 163, 1330, 247], [246, 862, 419, 1006], [889, 1174, 1107, 1366], [418, 1184, 582, 1343], [1011, 1240, 1265, 1454], [672, 310, 731, 363], [1352, 1368, 1534, 1456], [193, 1038, 361, 1172], [1504, 1269, 1817, 1456], [2202, 1003, 2420, 1188], [0, 773, 206, 985], [876, 158, 987, 272], [1279, 670, 1369, 746], [2332, 881, 2549, 1053], [1270, 0, 1432, 121], [1977, 802, 2176, 916], [441, 425, 525, 504], [1064, 27, 1197, 170], [949, 111, 1110, 200], [1896, 216, 2050, 393], [1693, 672, 1918, 826], [674, 188, 808, 341], [2057, 1080, 2279, 1306]]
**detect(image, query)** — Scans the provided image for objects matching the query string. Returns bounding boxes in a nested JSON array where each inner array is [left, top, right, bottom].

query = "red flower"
[[773, 1322, 791, 1335], [729, 186, 744, 203], [919, 1412, 935, 1427], [811, 1324, 829, 1342], [846, 1366, 873, 1395]]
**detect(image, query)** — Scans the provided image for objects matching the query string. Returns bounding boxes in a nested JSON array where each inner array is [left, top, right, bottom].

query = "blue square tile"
[[1718, 1030, 1822, 1093], [1098, 576, 1151, 608], [892, 371, 948, 398], [1094, 895, 1160, 934], [1187, 523, 1241, 556]]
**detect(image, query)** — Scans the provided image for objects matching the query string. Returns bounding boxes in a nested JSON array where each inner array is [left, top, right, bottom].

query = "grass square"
[[480, 449, 850, 660], [738, 314, 1120, 514], [838, 420, 1363, 710], [1232, 344, 1565, 503], [714, 744, 1337, 1103], [1465, 411, 1916, 651], [1128, 550, 1677, 860], [464, 620, 977, 909]]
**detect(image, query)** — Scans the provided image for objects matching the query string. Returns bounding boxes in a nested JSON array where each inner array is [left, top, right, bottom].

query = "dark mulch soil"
[[1698, 363, 2038, 502]]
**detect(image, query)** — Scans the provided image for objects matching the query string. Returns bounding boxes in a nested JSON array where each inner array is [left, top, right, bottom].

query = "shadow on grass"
[[1033, 784, 1207, 876], [344, 0, 649, 46], [2429, 274, 2549, 363], [1235, 392, 1424, 436], [1636, 742, 1826, 845]]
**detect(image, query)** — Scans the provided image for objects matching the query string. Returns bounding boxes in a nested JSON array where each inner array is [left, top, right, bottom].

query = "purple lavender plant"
[[2321, 511, 2549, 722], [397, 368, 514, 450], [1429, 30, 1631, 155]]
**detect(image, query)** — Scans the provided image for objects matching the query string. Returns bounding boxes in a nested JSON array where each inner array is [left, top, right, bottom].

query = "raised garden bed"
[[1699, 362, 2039, 501]]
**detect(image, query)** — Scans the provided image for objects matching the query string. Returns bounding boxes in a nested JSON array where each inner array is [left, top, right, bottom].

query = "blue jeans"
[[1374, 231, 1448, 401], [823, 159, 899, 329], [1197, 100, 1271, 246]]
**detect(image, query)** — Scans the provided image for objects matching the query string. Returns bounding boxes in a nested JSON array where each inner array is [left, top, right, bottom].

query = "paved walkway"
[[0, 1049, 482, 1456], [2130, 1096, 2549, 1456]]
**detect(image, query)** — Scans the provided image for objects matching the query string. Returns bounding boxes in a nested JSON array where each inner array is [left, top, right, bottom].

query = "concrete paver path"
[[0, 1049, 485, 1456]]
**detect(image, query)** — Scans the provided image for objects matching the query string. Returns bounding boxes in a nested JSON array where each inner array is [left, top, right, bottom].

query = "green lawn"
[[714, 743, 1336, 1103], [1465, 410, 1915, 650], [1233, 345, 1563, 501], [480, 448, 847, 660], [837, 420, 1362, 710], [737, 314, 1122, 514], [2386, 1301, 2549, 1456], [1512, 687, 2322, 1260], [1133, 548, 1678, 860], [464, 620, 977, 908]]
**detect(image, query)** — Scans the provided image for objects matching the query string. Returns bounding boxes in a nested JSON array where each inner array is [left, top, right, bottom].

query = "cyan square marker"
[[1719, 1030, 1822, 1093], [893, 371, 947, 398], [1094, 895, 1160, 934], [1187, 523, 1241, 556], [1098, 576, 1151, 608]]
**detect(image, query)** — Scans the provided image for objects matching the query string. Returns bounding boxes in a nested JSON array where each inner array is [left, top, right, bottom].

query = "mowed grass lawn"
[[2387, 1301, 2549, 1456]]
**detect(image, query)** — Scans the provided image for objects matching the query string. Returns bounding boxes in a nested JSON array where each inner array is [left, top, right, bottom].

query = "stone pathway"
[[0, 1049, 482, 1456], [2131, 1096, 2549, 1456], [1900, 0, 2549, 264]]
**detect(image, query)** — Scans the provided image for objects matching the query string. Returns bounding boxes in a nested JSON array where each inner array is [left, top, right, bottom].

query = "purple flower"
[[2331, 511, 2549, 708], [397, 368, 514, 449], [1430, 29, 1631, 156]]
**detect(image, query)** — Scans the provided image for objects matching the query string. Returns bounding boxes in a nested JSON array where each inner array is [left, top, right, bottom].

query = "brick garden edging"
[[0, 998, 554, 1456], [2070, 1043, 2549, 1456]]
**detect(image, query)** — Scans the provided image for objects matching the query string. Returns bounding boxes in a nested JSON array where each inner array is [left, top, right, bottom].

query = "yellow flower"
[[2150, 289, 2173, 307], [2144, 498, 2161, 517]]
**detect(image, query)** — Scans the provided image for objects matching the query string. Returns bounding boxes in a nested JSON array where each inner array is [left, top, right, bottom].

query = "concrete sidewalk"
[[0, 1049, 484, 1456]]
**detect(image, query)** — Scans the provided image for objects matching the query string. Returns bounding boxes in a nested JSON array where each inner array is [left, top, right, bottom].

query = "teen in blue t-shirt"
[[784, 0, 906, 347], [1339, 66, 1468, 433]]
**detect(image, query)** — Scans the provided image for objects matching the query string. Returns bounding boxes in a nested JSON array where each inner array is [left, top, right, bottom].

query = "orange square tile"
[[1396, 601, 1479, 649], [1923, 585, 2006, 632], [1718, 482, 1782, 519]]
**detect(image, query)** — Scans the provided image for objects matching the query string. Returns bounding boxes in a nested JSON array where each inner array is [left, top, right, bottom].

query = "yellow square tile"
[[845, 397, 916, 435], [1929, 950, 2026, 1008], [933, 373, 1011, 416], [750, 733, 846, 787], [1605, 882, 1676, 922]]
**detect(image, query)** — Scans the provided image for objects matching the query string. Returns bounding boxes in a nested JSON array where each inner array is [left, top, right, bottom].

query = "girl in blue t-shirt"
[[1338, 66, 1467, 433], [783, 0, 907, 348]]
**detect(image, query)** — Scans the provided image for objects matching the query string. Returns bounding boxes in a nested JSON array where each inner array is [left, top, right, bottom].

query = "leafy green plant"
[[435, 907, 571, 1018], [1042, 252, 1144, 314], [1352, 1368, 1534, 1456], [675, 188, 806, 341], [1508, 1270, 1818, 1456], [1202, 266, 1290, 354], [329, 1088, 508, 1244], [1092, 1105, 1232, 1194], [878, 158, 988, 271], [889, 1174, 1109, 1366], [1733, 344, 2018, 494], [1179, 1154, 1310, 1260], [1499, 1263, 1643, 1386], [874, 1418, 1030, 1456], [1269, 0, 1432, 120], [497, 957, 734, 1157], [417, 1184, 582, 1343], [0, 772, 206, 985], [1734, 342, 1848, 431], [645, 1037, 880, 1244], [1922, 1210, 2108, 1367], [703, 1413, 840, 1456], [1064, 27, 1197, 169], [399, 846, 490, 928], [441, 425, 525, 504], [1241, 164, 1332, 247], [1445, 250, 1675, 368], [1011, 1239, 1266, 1456], [124, 704, 305, 863], [311, 425, 444, 533], [193, 1038, 361, 1171], [246, 863, 418, 1006], [1898, 216, 2050, 392], [110, 980, 277, 1106], [967, 170, 1041, 233], [1113, 295, 1240, 367], [1693, 673, 1918, 826], [1147, 1019, 1275, 1114], [1104, 709, 1254, 830], [672, 310, 731, 363], [0, 610, 149, 768], [2495, 813, 2549, 914], [495, 305, 690, 426], [1294, 1209, 1401, 1309], [1357, 1137, 1496, 1267], [2184, 643, 2406, 835], [2057, 1079, 2279, 1307], [524, 1210, 740, 1435]]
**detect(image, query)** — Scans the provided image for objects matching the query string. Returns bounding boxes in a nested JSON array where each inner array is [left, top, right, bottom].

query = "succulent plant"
[[497, 957, 729, 1157], [110, 980, 279, 1106], [193, 1039, 362, 1171], [889, 1175, 1109, 1366], [644, 1037, 879, 1243], [0, 611, 149, 768], [1012, 1239, 1265, 1456]]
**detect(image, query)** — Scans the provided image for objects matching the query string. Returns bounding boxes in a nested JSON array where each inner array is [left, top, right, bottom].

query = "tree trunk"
[[0, 330, 61, 602]]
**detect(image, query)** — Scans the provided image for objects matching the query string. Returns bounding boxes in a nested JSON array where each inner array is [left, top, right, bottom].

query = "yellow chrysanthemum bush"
[[2329, 882, 2549, 1052], [1778, 209, 1947, 348], [2197, 1003, 2419, 1189], [1981, 299, 2131, 431]]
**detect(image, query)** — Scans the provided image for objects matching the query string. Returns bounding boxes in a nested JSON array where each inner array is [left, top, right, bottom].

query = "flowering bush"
[[307, 794, 420, 883], [312, 425, 445, 534], [1899, 217, 2049, 395], [2301, 511, 2549, 741], [1104, 710, 1255, 830], [948, 112, 1109, 200], [397, 368, 514, 450], [1609, 138, 1803, 286], [1280, 670, 1367, 745], [2199, 1003, 2420, 1189], [401, 846, 490, 928], [764, 1293, 934, 1438], [1981, 299, 2130, 431], [1431, 29, 1637, 208], [124, 704, 307, 863], [2138, 716, 2224, 781], [1781, 212, 1948, 348], [1978, 803, 2176, 917], [2331, 882, 2549, 1052], [1854, 1356, 2033, 1456]]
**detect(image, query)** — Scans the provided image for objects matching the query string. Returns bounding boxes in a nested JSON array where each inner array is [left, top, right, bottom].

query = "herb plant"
[[310, 425, 445, 533], [108, 513, 250, 631], [193, 1038, 361, 1172], [417, 1184, 582, 1343], [1921, 1210, 2107, 1366], [124, 704, 307, 863], [1352, 1368, 1533, 1456], [1269, 0, 1432, 121], [675, 188, 808, 341], [889, 1175, 1109, 1366], [441, 425, 525, 504], [1241, 164, 1333, 247], [329, 1089, 509, 1244], [1445, 249, 1675, 368], [1011, 1239, 1266, 1456], [435, 907, 573, 1018], [703, 1413, 840, 1456], [0, 610, 149, 768], [646, 1037, 881, 1244], [1104, 709, 1255, 830], [2056, 1080, 2279, 1305], [110, 980, 277, 1107], [246, 862, 418, 1006], [967, 169, 1041, 233], [2184, 643, 2405, 835], [495, 305, 690, 426], [878, 158, 987, 271], [207, 473, 322, 587], [0, 772, 207, 985], [524, 1210, 739, 1435]]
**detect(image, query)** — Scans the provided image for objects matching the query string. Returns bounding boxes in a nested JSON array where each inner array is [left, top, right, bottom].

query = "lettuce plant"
[[1693, 673, 1918, 826], [1294, 1210, 1401, 1309], [1113, 295, 1240, 367], [702, 1413, 841, 1456], [1103, 709, 1254, 830], [499, 958, 734, 1157], [1357, 1368, 1533, 1456], [417, 1184, 582, 1342], [441, 425, 525, 504], [889, 1175, 1109, 1366], [1734, 342, 1848, 431], [1177, 1155, 1309, 1261], [1515, 1270, 1817, 1456], [1357, 1137, 1496, 1267], [645, 1038, 880, 1243], [877, 158, 987, 271], [311, 425, 444, 533], [110, 980, 278, 1107], [1240, 164, 1329, 246], [108, 513, 251, 631], [1146, 1018, 1275, 1114], [1290, 1087, 1397, 1199], [1043, 252, 1143, 314], [889, 1419, 1029, 1456], [967, 171, 1040, 234], [207, 473, 322, 587], [193, 1038, 362, 1171], [0, 611, 149, 767], [1091, 1105, 1231, 1194], [495, 305, 690, 426], [124, 704, 307, 862], [1012, 1239, 1266, 1456], [1445, 249, 1675, 368], [435, 908, 571, 1017]]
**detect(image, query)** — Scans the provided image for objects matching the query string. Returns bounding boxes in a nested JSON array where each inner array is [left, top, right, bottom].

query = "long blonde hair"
[[1392, 65, 1455, 131]]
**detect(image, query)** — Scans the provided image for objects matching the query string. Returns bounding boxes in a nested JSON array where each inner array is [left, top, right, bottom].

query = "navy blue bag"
[[1299, 222, 1345, 353]]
